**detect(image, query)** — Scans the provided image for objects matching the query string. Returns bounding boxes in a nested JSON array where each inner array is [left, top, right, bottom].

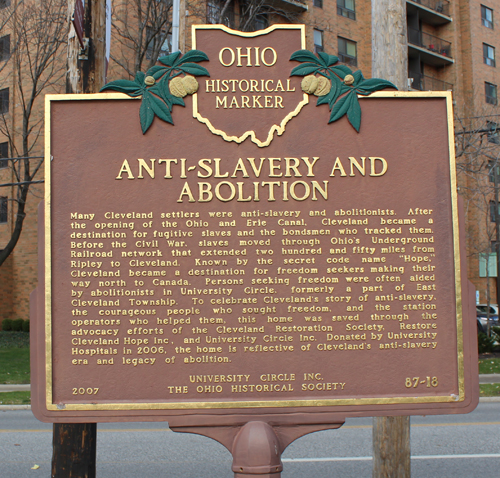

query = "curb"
[[0, 405, 31, 410]]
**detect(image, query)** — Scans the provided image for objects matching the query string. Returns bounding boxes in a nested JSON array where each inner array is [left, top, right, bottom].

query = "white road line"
[[283, 454, 500, 463]]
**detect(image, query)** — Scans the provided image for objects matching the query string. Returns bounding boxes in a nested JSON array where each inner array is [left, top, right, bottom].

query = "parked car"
[[476, 304, 500, 329]]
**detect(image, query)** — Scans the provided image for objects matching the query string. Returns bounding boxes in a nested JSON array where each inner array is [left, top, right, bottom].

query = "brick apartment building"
[[0, 0, 500, 322]]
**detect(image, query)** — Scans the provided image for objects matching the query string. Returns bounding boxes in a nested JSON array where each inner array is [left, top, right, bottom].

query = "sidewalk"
[[478, 373, 500, 383], [0, 384, 30, 392]]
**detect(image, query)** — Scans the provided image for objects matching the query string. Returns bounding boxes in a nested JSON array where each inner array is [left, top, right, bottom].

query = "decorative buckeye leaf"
[[157, 78, 174, 107], [146, 65, 164, 75], [139, 92, 155, 134], [290, 48, 397, 132], [135, 71, 146, 84], [146, 65, 167, 79], [178, 63, 210, 76], [158, 51, 182, 67], [149, 95, 173, 124], [290, 50, 323, 65], [101, 49, 210, 134], [317, 74, 340, 107], [100, 79, 142, 96], [176, 50, 209, 65], [346, 94, 361, 132], [351, 70, 364, 85], [318, 52, 339, 67], [330, 64, 352, 78], [291, 63, 321, 77], [149, 83, 172, 109], [172, 96, 185, 106], [355, 78, 397, 95], [329, 92, 353, 124]]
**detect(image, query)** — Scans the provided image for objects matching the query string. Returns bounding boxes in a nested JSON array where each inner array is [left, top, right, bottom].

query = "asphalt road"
[[1, 403, 499, 477]]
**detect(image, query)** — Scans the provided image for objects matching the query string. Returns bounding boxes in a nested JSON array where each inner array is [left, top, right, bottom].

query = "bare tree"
[[201, 0, 303, 33], [455, 105, 500, 335], [0, 0, 67, 267], [238, 0, 302, 32], [111, 0, 173, 78]]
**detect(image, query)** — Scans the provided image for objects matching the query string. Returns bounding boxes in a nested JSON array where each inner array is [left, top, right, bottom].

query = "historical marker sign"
[[32, 25, 478, 422]]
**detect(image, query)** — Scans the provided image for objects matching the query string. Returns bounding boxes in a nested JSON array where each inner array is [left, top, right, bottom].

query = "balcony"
[[408, 28, 454, 66], [267, 0, 307, 13], [407, 0, 452, 26], [409, 72, 453, 91]]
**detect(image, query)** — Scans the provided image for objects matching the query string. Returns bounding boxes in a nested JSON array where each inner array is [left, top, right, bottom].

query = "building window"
[[338, 37, 357, 66], [314, 29, 323, 54], [145, 28, 171, 60], [252, 14, 268, 31], [337, 0, 356, 20], [0, 88, 8, 114], [489, 160, 500, 184], [0, 197, 7, 224], [482, 5, 494, 29], [314, 0, 323, 8], [484, 43, 495, 66], [487, 122, 500, 145], [0, 142, 7, 169], [490, 201, 500, 222], [486, 82, 498, 104], [0, 35, 9, 62]]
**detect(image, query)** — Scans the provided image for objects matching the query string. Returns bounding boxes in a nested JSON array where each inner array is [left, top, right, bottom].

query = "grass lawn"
[[478, 357, 500, 374], [0, 391, 31, 405], [480, 383, 500, 397], [0, 348, 30, 384], [0, 332, 30, 384]]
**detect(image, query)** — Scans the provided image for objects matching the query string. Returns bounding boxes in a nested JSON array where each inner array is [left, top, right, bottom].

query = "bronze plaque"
[[32, 25, 478, 422]]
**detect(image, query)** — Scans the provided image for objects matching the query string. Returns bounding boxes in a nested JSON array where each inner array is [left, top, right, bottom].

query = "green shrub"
[[1, 319, 13, 331], [478, 332, 497, 354], [22, 320, 30, 333], [0, 331, 30, 348], [11, 319, 24, 332]]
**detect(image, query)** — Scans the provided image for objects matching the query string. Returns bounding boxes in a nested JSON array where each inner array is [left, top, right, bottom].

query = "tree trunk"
[[82, 0, 107, 93], [372, 2, 411, 477], [67, 0, 81, 94], [372, 0, 408, 90]]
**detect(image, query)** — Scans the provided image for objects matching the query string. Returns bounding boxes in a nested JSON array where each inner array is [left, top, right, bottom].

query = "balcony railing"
[[267, 0, 308, 13], [408, 28, 452, 58], [409, 72, 453, 91], [338, 52, 357, 67], [410, 0, 450, 16]]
